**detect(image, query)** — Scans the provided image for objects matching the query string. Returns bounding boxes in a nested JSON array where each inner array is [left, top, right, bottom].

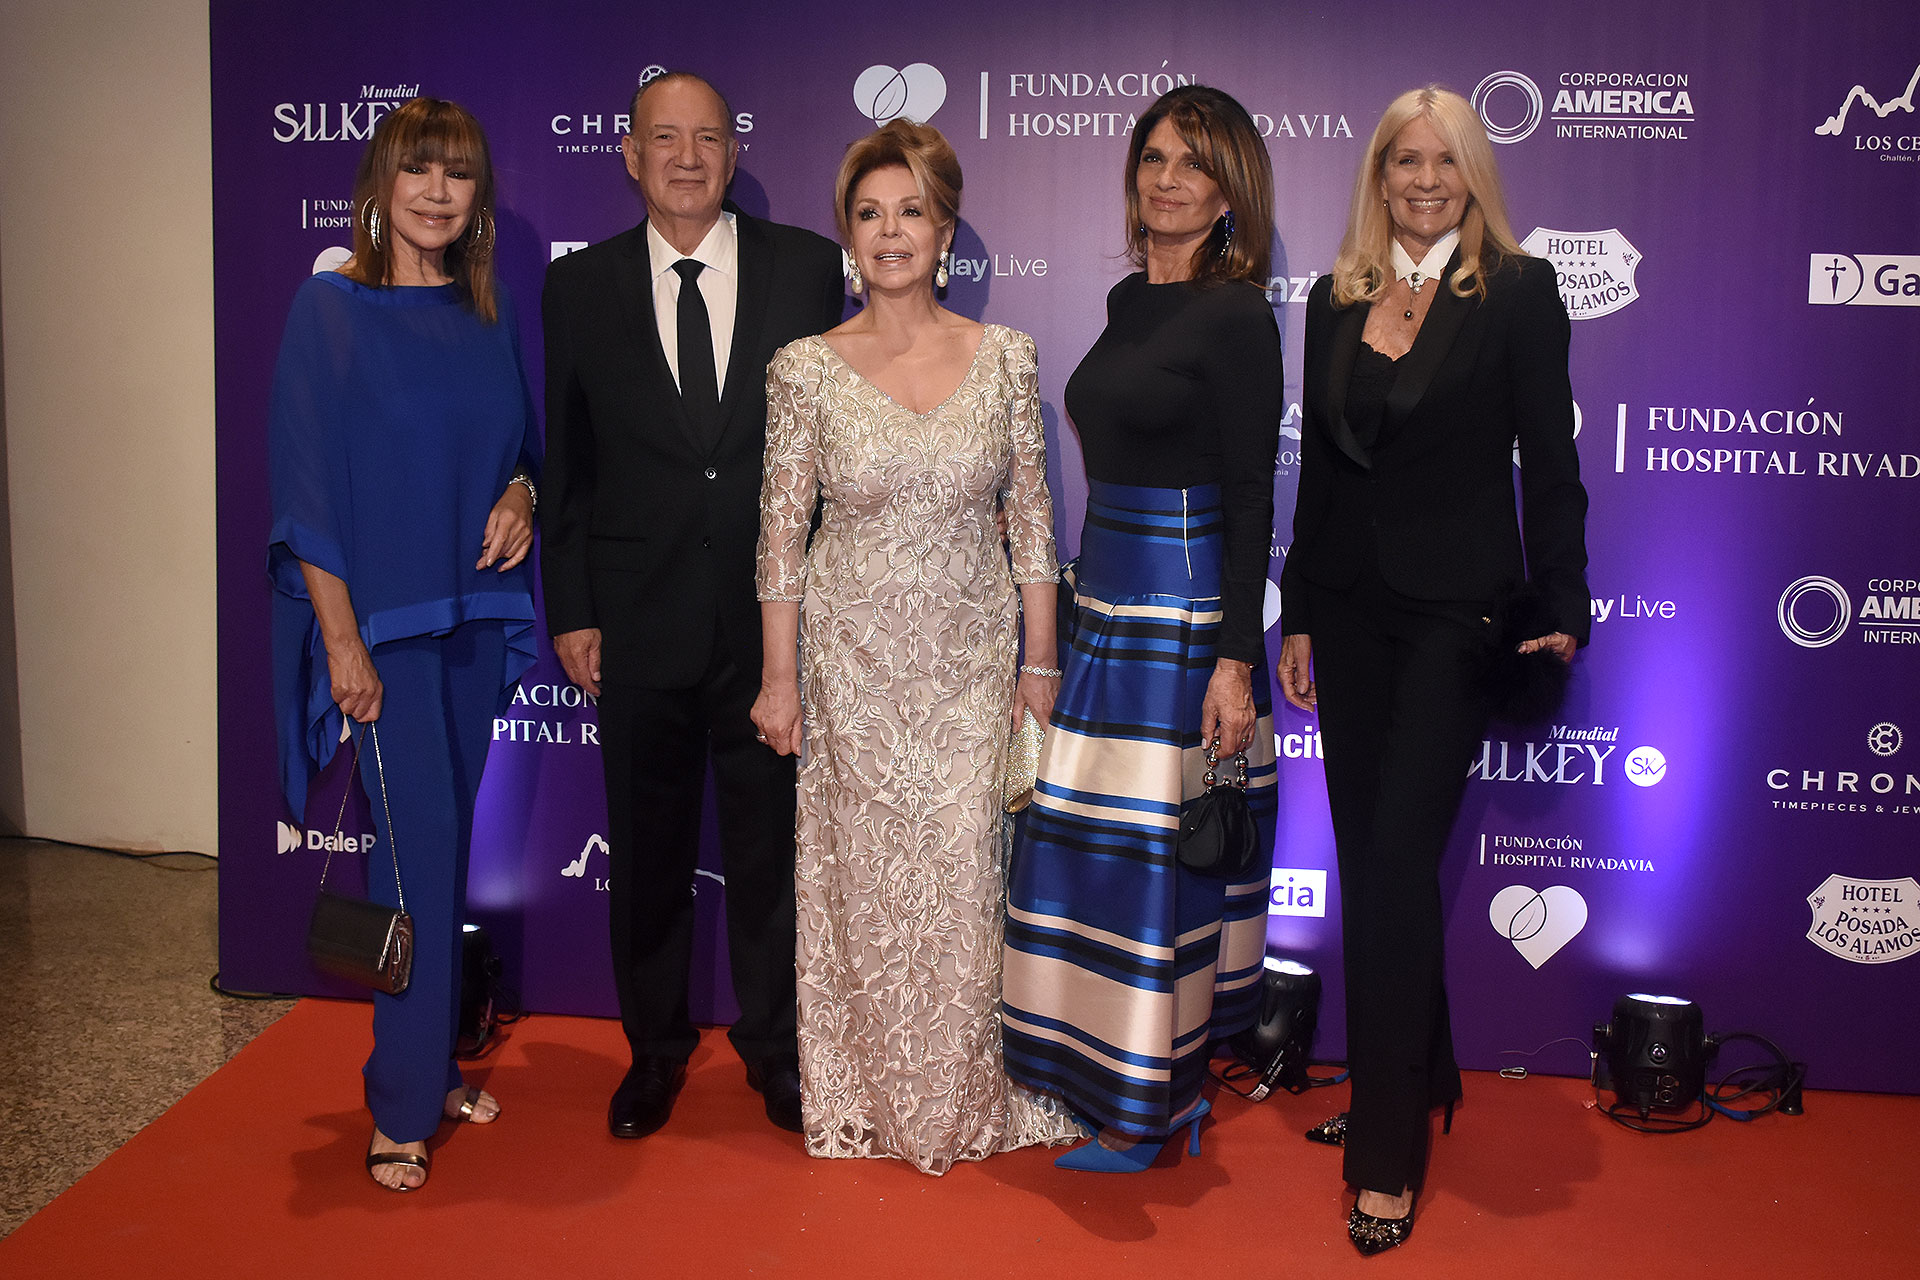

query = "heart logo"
[[854, 63, 947, 126], [1489, 884, 1588, 969]]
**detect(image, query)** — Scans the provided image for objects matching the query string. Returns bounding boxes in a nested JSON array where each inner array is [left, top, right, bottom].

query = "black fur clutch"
[[1476, 582, 1573, 724]]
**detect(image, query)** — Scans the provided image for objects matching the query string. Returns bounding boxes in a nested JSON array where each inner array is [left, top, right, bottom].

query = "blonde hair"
[[834, 119, 962, 246], [1330, 86, 1523, 307], [1124, 85, 1274, 286], [342, 97, 500, 323]]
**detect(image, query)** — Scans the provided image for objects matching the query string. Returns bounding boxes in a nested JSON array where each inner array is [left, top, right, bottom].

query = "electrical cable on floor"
[[1600, 1030, 1805, 1134], [14, 835, 217, 868], [209, 973, 297, 1001]]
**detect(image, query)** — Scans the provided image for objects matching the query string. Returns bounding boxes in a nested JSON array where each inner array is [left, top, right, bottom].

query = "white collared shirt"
[[1390, 228, 1460, 291], [647, 211, 738, 393]]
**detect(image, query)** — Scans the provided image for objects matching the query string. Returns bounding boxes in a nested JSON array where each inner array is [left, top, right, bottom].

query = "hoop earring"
[[361, 197, 383, 251], [465, 209, 494, 260], [935, 249, 951, 289], [1218, 209, 1235, 259]]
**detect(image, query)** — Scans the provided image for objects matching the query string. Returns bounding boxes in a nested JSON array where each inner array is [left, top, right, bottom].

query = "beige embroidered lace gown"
[[756, 324, 1082, 1174]]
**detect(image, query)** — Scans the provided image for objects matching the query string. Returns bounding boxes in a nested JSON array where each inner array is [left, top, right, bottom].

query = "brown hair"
[[1124, 85, 1274, 286], [342, 97, 500, 323], [1330, 85, 1524, 307], [833, 118, 962, 247]]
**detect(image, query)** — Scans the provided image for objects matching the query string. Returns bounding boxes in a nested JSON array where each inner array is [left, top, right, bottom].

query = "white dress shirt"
[[1389, 227, 1460, 292], [647, 211, 738, 393]]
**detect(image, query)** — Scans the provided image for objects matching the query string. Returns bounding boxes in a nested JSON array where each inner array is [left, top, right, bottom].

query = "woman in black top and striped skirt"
[[1002, 85, 1283, 1173]]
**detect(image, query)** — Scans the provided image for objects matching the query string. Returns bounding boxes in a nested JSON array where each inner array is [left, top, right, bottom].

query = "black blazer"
[[1279, 253, 1590, 645], [541, 205, 844, 687]]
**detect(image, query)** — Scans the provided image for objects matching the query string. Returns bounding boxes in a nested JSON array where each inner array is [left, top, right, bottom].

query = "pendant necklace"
[[1404, 272, 1425, 321]]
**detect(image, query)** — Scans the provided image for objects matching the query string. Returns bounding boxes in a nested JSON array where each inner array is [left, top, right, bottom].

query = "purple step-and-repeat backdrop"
[[214, 1, 1920, 1091]]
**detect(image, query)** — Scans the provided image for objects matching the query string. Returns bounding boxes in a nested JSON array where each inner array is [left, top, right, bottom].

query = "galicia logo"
[[1778, 575, 1852, 647], [1867, 722, 1904, 757], [1806, 874, 1919, 965], [855, 63, 947, 126], [1808, 253, 1920, 307], [1521, 228, 1641, 319], [1472, 71, 1543, 144], [1489, 884, 1587, 968], [1267, 867, 1326, 918]]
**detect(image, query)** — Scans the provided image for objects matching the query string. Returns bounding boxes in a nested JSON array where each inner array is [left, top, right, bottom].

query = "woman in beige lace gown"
[[751, 120, 1081, 1174]]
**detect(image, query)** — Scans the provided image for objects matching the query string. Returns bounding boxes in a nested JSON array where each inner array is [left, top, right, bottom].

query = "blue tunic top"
[[268, 271, 538, 817]]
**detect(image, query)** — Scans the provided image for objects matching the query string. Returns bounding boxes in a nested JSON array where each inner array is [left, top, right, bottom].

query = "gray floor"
[[0, 838, 292, 1237]]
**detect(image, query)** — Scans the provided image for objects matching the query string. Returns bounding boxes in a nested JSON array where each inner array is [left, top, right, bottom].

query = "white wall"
[[0, 0, 218, 852]]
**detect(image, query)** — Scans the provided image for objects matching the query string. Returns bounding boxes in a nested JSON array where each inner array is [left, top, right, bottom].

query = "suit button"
[[704, 466, 717, 479]]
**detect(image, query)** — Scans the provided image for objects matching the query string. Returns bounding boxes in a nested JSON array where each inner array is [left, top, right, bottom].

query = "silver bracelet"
[[510, 472, 538, 513], [1018, 664, 1063, 678]]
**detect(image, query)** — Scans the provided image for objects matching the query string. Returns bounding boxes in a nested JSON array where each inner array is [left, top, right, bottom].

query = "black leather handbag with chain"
[[305, 723, 413, 995]]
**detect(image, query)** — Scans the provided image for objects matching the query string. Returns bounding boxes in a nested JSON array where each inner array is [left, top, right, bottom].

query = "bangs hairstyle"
[[344, 97, 501, 323], [1330, 85, 1524, 308], [1124, 85, 1274, 286], [833, 118, 962, 247]]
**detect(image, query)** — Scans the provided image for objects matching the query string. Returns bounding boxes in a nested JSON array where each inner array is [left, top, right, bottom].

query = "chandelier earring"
[[361, 197, 384, 252], [848, 261, 864, 295], [1218, 209, 1235, 259], [935, 248, 951, 289]]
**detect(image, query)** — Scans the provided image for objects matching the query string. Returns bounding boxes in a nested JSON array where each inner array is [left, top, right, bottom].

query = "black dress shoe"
[[744, 1057, 804, 1134], [608, 1057, 685, 1139]]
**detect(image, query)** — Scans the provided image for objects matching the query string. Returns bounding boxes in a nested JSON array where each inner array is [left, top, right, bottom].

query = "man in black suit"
[[541, 71, 843, 1138]]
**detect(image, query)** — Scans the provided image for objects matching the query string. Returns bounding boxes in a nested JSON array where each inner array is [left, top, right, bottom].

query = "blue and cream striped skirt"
[[1002, 480, 1278, 1138]]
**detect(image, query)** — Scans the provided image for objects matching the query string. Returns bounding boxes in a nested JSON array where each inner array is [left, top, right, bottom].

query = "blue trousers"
[[357, 621, 505, 1142]]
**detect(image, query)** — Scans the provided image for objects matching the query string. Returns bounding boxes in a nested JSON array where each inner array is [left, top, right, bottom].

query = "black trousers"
[[1308, 563, 1491, 1195], [597, 639, 798, 1068]]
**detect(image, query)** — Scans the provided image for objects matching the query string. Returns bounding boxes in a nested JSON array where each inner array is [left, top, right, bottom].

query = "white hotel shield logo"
[[1521, 228, 1641, 319], [1806, 874, 1920, 965]]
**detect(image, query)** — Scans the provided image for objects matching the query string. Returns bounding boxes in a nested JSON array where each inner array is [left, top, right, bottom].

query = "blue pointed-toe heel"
[[1054, 1099, 1211, 1172]]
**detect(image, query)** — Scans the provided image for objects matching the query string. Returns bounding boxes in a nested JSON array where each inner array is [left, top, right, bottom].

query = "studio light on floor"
[[1229, 957, 1322, 1100], [1591, 993, 1714, 1118]]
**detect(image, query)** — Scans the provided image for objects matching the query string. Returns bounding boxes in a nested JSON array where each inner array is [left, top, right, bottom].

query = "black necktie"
[[672, 258, 720, 446]]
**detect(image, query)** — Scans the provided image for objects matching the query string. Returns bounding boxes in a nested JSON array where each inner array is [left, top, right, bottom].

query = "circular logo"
[[1624, 745, 1668, 787], [1472, 71, 1544, 145], [1868, 722, 1904, 757], [1815, 254, 1864, 306], [1777, 575, 1852, 648], [636, 65, 667, 88]]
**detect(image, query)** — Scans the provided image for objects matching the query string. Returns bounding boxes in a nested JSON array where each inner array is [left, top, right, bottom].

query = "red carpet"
[[4, 999, 1915, 1277]]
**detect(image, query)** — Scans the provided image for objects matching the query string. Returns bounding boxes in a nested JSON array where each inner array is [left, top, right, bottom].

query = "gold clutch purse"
[[1003, 710, 1045, 814]]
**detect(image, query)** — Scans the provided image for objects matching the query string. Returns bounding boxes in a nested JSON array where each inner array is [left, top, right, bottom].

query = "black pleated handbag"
[[1177, 739, 1261, 881]]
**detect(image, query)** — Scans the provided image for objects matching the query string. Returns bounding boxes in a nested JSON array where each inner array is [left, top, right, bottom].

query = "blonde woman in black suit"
[[1277, 85, 1590, 1256]]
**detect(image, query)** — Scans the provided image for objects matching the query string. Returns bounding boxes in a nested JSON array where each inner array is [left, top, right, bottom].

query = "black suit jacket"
[[1279, 254, 1590, 645], [541, 205, 844, 687]]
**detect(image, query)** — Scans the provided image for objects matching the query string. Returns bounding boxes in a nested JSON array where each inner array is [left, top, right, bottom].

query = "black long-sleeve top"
[[1063, 272, 1283, 663]]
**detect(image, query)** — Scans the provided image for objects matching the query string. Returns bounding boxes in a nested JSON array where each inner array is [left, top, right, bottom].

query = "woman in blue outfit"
[[1001, 86, 1283, 1172], [268, 97, 538, 1192]]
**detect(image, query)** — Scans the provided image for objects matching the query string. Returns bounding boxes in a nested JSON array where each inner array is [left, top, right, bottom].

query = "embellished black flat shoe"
[[1347, 1203, 1414, 1256], [1304, 1111, 1348, 1146]]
